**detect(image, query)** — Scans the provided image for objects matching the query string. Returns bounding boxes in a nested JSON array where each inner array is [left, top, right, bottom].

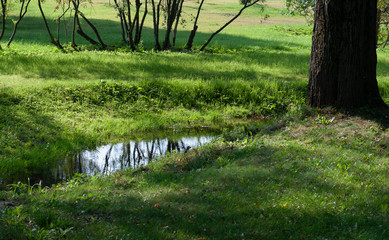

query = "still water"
[[36, 130, 218, 185]]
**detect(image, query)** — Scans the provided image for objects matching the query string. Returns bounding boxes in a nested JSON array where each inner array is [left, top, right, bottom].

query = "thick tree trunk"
[[308, 0, 387, 108]]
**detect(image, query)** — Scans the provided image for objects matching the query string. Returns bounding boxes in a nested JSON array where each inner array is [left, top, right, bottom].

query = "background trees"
[[0, 0, 263, 51]]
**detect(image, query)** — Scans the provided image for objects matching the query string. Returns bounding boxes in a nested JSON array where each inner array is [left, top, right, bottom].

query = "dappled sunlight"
[[9, 118, 386, 239], [1, 1, 389, 239], [0, 46, 310, 85]]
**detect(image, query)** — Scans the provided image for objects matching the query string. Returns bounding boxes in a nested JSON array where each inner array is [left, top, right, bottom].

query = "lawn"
[[0, 0, 388, 239]]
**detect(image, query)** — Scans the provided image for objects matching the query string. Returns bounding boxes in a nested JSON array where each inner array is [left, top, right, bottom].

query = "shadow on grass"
[[0, 47, 310, 87], [1, 15, 310, 49], [24, 137, 388, 239], [0, 50, 310, 82], [0, 16, 312, 85], [0, 89, 95, 185]]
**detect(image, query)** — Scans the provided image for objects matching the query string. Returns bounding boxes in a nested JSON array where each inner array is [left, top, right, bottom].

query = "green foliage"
[[0, 3, 388, 238], [285, 0, 315, 24], [0, 113, 388, 239]]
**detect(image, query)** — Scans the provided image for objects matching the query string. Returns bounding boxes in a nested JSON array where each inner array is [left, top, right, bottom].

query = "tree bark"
[[113, 0, 128, 44], [172, 0, 184, 47], [78, 11, 107, 48], [71, 0, 79, 48], [308, 0, 387, 108], [151, 0, 162, 50], [6, 0, 31, 48], [0, 0, 8, 50], [38, 0, 64, 49], [136, 0, 147, 45], [133, 0, 141, 44], [185, 0, 204, 50], [162, 0, 183, 50]]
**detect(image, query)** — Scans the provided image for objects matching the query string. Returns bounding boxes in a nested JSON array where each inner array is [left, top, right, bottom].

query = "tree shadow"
[[0, 50, 310, 83], [31, 138, 389, 239], [0, 15, 312, 88], [0, 89, 95, 185], [1, 15, 310, 50]]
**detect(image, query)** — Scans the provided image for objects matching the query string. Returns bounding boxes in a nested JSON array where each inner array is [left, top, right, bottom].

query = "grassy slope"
[[0, 0, 389, 239], [0, 0, 314, 180], [1, 112, 388, 239]]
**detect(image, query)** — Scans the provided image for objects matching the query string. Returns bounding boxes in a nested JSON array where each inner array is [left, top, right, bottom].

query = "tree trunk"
[[185, 0, 204, 50], [308, 0, 387, 108], [71, 0, 79, 48], [38, 0, 64, 49], [6, 0, 31, 48], [151, 0, 162, 50], [136, 0, 147, 45], [78, 11, 107, 48], [0, 0, 8, 50], [113, 0, 128, 44], [172, 0, 184, 47], [133, 0, 141, 44]]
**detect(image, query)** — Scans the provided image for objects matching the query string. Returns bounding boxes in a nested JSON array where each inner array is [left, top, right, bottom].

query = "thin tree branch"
[[200, 0, 260, 51], [38, 0, 64, 49]]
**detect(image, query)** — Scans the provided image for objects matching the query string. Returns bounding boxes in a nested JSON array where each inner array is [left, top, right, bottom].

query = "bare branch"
[[200, 0, 261, 51]]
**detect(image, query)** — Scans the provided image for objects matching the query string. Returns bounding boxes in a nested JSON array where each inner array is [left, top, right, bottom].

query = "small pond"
[[38, 128, 219, 186]]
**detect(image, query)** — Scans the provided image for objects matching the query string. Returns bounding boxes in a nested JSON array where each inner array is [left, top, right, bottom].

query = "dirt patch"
[[264, 1, 285, 8]]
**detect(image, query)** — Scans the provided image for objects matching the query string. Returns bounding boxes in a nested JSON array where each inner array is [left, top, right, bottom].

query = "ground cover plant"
[[0, 0, 314, 181], [1, 110, 388, 239], [0, 0, 389, 239]]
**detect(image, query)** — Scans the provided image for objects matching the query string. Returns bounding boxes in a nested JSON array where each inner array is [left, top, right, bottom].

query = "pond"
[[37, 128, 219, 186]]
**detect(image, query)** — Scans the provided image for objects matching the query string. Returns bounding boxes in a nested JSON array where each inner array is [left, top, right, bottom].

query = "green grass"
[[0, 3, 313, 181], [1, 111, 388, 239], [0, 0, 389, 239]]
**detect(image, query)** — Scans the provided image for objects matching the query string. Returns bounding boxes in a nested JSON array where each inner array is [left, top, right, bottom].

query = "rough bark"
[[308, 0, 387, 108]]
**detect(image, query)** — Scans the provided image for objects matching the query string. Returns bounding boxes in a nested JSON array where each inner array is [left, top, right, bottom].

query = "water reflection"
[[51, 135, 214, 183]]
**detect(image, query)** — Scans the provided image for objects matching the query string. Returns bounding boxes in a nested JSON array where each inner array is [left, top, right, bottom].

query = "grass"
[[0, 8, 312, 181], [1, 110, 388, 239], [0, 0, 389, 239]]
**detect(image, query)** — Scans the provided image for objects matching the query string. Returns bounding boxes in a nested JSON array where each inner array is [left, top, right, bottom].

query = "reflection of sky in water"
[[53, 136, 214, 181]]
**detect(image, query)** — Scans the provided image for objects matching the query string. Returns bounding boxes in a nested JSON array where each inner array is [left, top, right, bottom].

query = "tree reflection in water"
[[52, 135, 214, 182]]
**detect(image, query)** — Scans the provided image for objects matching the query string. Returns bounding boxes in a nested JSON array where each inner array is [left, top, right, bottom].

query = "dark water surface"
[[38, 128, 219, 185]]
